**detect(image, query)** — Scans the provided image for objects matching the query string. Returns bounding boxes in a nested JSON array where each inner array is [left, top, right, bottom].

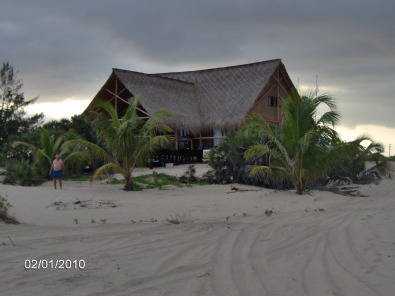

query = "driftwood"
[[326, 177, 353, 187], [325, 185, 368, 197], [226, 186, 262, 194]]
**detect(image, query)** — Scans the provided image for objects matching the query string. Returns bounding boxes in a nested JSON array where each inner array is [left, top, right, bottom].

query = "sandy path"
[[1, 181, 395, 295]]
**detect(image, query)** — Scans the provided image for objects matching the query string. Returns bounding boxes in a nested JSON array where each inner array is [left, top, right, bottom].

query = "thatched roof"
[[114, 69, 201, 129], [90, 59, 291, 130]]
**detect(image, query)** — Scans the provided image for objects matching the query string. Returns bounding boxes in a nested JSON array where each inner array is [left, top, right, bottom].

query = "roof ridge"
[[148, 74, 196, 85], [113, 68, 195, 86], [156, 58, 281, 75], [112, 68, 146, 75]]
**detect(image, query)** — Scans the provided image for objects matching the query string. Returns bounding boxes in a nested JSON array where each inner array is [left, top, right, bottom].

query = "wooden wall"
[[249, 65, 295, 123]]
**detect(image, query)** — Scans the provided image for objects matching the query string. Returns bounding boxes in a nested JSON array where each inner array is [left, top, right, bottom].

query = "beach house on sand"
[[84, 59, 296, 162]]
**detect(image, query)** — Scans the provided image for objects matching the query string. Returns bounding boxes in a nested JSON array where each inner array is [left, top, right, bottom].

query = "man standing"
[[49, 154, 64, 189]]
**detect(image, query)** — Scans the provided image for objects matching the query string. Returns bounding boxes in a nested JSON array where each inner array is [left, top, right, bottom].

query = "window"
[[268, 96, 278, 107]]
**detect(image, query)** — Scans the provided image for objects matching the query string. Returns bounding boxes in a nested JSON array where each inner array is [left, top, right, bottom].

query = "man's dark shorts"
[[51, 170, 63, 179]]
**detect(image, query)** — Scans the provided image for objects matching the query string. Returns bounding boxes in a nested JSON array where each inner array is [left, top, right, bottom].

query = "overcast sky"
[[1, 0, 394, 152]]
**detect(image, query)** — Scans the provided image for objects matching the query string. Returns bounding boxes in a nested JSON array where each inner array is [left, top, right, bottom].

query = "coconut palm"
[[244, 91, 340, 194], [12, 128, 82, 171], [327, 135, 385, 180], [67, 99, 173, 191]]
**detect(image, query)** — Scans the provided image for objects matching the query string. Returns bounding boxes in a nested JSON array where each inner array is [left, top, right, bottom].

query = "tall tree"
[[0, 62, 43, 155]]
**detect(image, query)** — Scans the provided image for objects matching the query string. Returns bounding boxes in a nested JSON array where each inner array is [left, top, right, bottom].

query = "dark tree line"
[[0, 62, 43, 161]]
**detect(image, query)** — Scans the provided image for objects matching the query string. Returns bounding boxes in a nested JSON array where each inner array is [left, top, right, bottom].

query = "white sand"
[[1, 177, 395, 295]]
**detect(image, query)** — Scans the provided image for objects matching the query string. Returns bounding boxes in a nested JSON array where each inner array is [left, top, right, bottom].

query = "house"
[[84, 59, 296, 153]]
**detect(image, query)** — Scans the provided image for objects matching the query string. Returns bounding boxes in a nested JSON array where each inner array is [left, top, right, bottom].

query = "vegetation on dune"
[[66, 100, 173, 191], [0, 194, 18, 224], [0, 62, 99, 185], [0, 61, 388, 193], [206, 117, 291, 189], [0, 62, 43, 165], [3, 160, 43, 186], [12, 128, 88, 175], [244, 92, 340, 194], [208, 91, 387, 194], [326, 135, 386, 182], [3, 128, 90, 185]]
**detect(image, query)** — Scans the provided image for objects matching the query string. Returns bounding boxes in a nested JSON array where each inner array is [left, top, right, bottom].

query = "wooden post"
[[114, 78, 118, 114], [105, 89, 150, 117], [277, 69, 280, 122], [175, 130, 179, 151]]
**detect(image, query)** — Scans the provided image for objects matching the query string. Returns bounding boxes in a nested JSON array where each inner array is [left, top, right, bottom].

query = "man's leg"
[[53, 179, 57, 190], [59, 179, 63, 190]]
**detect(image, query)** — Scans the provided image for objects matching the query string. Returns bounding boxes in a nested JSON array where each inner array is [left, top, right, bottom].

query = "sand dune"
[[1, 179, 395, 295]]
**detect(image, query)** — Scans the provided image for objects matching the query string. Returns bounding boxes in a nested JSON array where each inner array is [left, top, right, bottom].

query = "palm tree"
[[12, 128, 82, 173], [244, 91, 340, 194], [327, 135, 385, 179], [67, 99, 173, 191]]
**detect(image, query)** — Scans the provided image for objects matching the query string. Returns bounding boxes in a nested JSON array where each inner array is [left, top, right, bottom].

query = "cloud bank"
[[1, 0, 394, 145]]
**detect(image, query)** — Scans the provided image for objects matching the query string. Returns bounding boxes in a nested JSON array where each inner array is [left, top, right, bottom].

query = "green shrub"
[[134, 173, 181, 189], [206, 147, 233, 183], [207, 127, 258, 184], [3, 160, 44, 186], [0, 193, 18, 224], [206, 117, 292, 189], [326, 136, 386, 182], [179, 165, 197, 183], [0, 194, 11, 212]]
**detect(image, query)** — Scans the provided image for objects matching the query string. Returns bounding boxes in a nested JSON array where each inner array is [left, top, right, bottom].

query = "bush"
[[206, 148, 233, 184], [179, 165, 197, 183], [206, 119, 292, 189], [0, 194, 19, 224], [325, 136, 387, 183], [207, 128, 258, 184], [0, 194, 11, 212], [3, 160, 44, 186]]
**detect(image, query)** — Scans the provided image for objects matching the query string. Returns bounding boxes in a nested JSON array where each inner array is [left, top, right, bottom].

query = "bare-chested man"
[[49, 154, 64, 189]]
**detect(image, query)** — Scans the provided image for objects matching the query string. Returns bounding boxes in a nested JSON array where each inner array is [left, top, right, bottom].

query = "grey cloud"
[[0, 0, 394, 128]]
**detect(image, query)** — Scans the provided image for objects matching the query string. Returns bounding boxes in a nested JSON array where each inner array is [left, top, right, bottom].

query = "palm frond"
[[262, 120, 293, 168], [53, 135, 65, 154], [312, 93, 337, 110], [317, 110, 340, 126], [249, 165, 271, 177], [149, 135, 173, 149], [39, 129, 55, 158], [143, 108, 173, 134], [244, 144, 270, 161], [64, 151, 90, 164], [65, 139, 111, 163], [351, 135, 372, 145], [36, 148, 52, 163], [95, 100, 119, 123], [12, 141, 37, 152], [92, 162, 125, 181]]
